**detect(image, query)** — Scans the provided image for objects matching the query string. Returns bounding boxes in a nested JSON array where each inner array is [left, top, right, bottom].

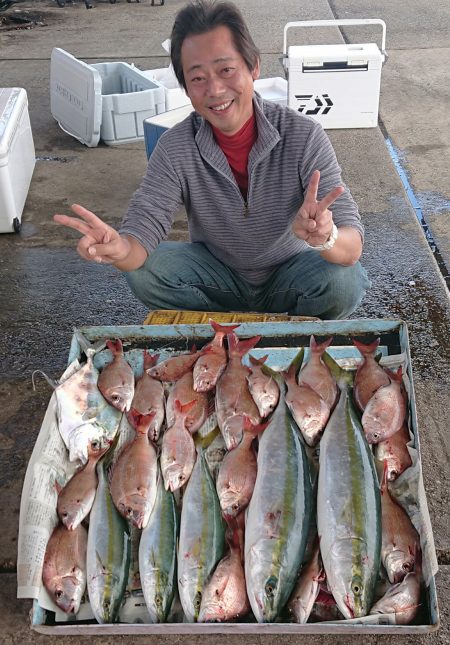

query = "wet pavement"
[[0, 0, 449, 643]]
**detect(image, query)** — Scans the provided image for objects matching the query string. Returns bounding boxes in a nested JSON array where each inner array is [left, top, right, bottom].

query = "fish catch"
[[127, 351, 165, 442], [246, 354, 280, 418], [98, 339, 135, 413], [178, 447, 225, 622], [353, 338, 390, 412], [160, 400, 197, 492], [193, 320, 240, 392], [370, 570, 421, 624], [57, 440, 110, 530], [297, 336, 338, 409], [55, 332, 122, 464], [87, 458, 131, 623], [288, 540, 324, 624], [139, 468, 179, 623], [166, 371, 209, 434], [362, 367, 407, 444], [379, 460, 420, 584], [147, 345, 204, 382], [110, 412, 158, 529], [283, 354, 330, 447], [216, 416, 266, 520], [375, 422, 413, 481], [198, 516, 250, 622], [42, 523, 87, 614], [317, 360, 381, 619], [215, 332, 262, 450], [245, 379, 313, 623]]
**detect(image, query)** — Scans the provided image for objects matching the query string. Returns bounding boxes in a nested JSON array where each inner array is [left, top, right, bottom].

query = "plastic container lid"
[[0, 87, 27, 160], [50, 48, 102, 148]]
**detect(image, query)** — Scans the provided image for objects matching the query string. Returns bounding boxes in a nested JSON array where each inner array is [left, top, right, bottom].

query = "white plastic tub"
[[0, 87, 35, 233]]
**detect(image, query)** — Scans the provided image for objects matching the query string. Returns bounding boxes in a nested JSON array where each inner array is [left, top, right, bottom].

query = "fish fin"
[[54, 479, 62, 496], [248, 353, 269, 368], [227, 333, 261, 358], [106, 338, 123, 357], [380, 459, 389, 493], [242, 415, 268, 437], [321, 351, 353, 388], [386, 366, 404, 383], [210, 319, 240, 334], [73, 330, 105, 359], [287, 347, 305, 376], [174, 399, 197, 415], [310, 336, 334, 354], [353, 337, 381, 356], [190, 344, 198, 354], [143, 351, 159, 370]]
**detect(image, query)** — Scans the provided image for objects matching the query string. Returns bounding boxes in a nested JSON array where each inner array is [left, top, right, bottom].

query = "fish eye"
[[372, 432, 379, 440], [155, 594, 162, 607], [402, 562, 412, 571], [232, 503, 240, 512], [62, 511, 68, 518], [178, 474, 185, 482], [55, 590, 63, 599], [265, 576, 277, 597], [351, 575, 362, 595], [194, 592, 202, 609]]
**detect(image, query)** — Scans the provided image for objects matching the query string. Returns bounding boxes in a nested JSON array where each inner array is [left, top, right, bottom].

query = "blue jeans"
[[124, 242, 370, 320]]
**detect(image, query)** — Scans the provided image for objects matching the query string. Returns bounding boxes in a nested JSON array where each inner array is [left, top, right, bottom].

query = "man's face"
[[181, 25, 260, 136]]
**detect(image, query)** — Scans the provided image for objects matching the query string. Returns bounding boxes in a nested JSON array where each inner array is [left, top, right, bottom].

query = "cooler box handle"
[[282, 19, 387, 60]]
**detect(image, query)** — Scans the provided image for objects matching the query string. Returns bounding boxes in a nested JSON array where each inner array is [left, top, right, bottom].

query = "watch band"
[[304, 223, 338, 251]]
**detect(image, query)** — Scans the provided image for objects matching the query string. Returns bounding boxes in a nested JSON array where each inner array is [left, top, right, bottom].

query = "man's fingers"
[[53, 213, 93, 237], [317, 186, 345, 212], [304, 170, 321, 204], [70, 203, 110, 229]]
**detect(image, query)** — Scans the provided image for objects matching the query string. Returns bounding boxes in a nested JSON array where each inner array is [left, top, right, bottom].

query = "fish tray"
[[19, 318, 439, 635]]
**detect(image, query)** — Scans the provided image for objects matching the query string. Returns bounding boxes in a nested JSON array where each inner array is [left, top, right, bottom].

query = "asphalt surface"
[[0, 0, 449, 643]]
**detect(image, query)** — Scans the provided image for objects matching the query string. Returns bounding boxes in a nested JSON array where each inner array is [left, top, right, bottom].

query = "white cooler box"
[[50, 48, 166, 147], [282, 19, 387, 129], [0, 88, 35, 233], [140, 67, 191, 112]]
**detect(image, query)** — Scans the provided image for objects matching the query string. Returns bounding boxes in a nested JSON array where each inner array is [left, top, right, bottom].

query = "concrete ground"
[[0, 0, 449, 642]]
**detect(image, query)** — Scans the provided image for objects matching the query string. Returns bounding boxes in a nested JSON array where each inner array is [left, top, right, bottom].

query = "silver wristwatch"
[[304, 223, 338, 251]]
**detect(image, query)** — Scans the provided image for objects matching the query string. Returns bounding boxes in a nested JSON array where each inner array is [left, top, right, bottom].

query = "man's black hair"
[[170, 0, 260, 90]]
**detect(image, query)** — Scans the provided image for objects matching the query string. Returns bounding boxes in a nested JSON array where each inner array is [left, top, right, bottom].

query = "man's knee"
[[323, 262, 370, 319]]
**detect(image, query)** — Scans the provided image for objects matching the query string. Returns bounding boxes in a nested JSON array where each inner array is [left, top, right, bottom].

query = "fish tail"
[[106, 338, 124, 357], [242, 414, 268, 437], [310, 336, 334, 355], [210, 319, 240, 334], [143, 351, 159, 370], [174, 399, 197, 415], [248, 354, 269, 367], [227, 333, 261, 358], [353, 337, 381, 356]]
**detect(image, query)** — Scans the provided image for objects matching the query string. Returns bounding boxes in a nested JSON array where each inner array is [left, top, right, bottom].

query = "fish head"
[[141, 572, 171, 623], [222, 416, 245, 450], [327, 538, 375, 619], [50, 574, 84, 614], [118, 494, 150, 529], [59, 502, 87, 531], [101, 384, 134, 412], [162, 462, 189, 492], [366, 427, 389, 444], [219, 489, 249, 520], [385, 548, 416, 584], [252, 574, 280, 622], [193, 359, 219, 392]]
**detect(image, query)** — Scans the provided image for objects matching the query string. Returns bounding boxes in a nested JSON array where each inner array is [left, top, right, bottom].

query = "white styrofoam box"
[[143, 104, 194, 159], [282, 19, 386, 129], [254, 77, 287, 106], [141, 67, 191, 112], [0, 88, 35, 233], [50, 48, 166, 147]]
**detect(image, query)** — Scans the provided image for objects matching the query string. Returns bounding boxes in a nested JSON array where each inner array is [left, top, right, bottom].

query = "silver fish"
[[178, 448, 225, 622], [317, 360, 381, 620], [139, 469, 179, 623], [87, 458, 131, 623], [245, 379, 313, 623], [55, 332, 122, 464]]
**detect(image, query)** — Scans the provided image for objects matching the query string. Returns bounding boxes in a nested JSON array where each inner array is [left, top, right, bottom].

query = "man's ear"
[[252, 59, 261, 81]]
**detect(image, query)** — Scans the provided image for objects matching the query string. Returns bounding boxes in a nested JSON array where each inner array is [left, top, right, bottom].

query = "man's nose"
[[207, 74, 226, 96]]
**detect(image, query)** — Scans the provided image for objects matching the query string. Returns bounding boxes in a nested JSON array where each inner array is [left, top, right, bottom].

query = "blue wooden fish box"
[[19, 318, 439, 635]]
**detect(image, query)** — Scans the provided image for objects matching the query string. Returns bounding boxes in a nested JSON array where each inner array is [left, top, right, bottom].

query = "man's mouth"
[[210, 100, 234, 112]]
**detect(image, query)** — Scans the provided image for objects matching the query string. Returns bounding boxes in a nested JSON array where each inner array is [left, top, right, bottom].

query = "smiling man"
[[54, 0, 370, 319]]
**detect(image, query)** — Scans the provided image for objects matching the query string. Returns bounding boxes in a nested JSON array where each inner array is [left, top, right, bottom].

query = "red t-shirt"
[[212, 113, 257, 199]]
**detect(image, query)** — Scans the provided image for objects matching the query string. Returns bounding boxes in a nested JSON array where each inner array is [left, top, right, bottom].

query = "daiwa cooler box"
[[0, 88, 35, 233], [50, 48, 166, 147], [283, 19, 387, 129]]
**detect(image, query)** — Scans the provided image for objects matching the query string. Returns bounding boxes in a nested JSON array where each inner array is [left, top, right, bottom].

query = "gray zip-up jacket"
[[120, 94, 364, 286]]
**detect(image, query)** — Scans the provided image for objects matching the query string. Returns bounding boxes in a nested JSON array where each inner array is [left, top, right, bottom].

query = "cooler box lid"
[[0, 87, 27, 160], [288, 43, 383, 69], [50, 47, 102, 148]]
